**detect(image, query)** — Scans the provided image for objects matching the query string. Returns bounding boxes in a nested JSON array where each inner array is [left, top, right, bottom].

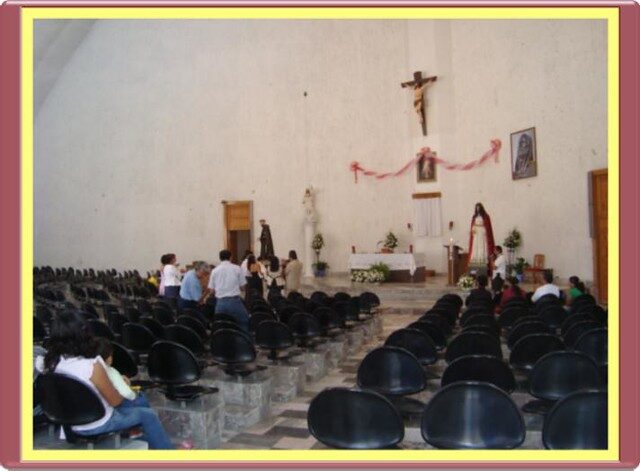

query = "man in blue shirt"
[[178, 261, 211, 312]]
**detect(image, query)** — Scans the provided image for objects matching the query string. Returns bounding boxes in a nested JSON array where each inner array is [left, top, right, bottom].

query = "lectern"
[[444, 244, 464, 285]]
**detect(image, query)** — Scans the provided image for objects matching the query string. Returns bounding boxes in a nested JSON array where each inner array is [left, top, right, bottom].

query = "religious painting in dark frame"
[[510, 127, 538, 180], [417, 154, 437, 183]]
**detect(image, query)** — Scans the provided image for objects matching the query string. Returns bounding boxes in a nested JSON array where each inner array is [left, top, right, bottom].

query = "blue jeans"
[[75, 405, 173, 449], [119, 392, 151, 409], [215, 296, 250, 332]]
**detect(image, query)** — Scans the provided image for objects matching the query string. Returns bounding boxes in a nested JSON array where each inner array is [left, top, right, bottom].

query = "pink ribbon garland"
[[350, 139, 502, 183]]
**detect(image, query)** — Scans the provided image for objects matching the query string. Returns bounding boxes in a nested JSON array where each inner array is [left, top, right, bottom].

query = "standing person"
[[245, 255, 264, 300], [36, 311, 181, 449], [158, 255, 167, 297], [239, 250, 253, 278], [161, 253, 181, 305], [264, 255, 285, 297], [207, 250, 250, 332], [467, 203, 496, 276], [178, 261, 211, 312], [491, 246, 507, 291], [284, 250, 303, 294], [258, 219, 275, 260]]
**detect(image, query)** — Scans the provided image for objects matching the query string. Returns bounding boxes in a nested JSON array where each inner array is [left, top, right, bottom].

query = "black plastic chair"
[[421, 381, 525, 449], [124, 307, 143, 323], [498, 306, 530, 330], [255, 320, 295, 361], [106, 310, 129, 336], [147, 341, 218, 402], [419, 313, 452, 336], [461, 315, 500, 337], [210, 329, 262, 375], [313, 307, 342, 337], [310, 291, 331, 307], [384, 328, 437, 366], [110, 341, 155, 389], [164, 324, 206, 356], [461, 325, 500, 340], [249, 312, 274, 333], [35, 305, 54, 325], [507, 321, 551, 350], [121, 323, 157, 356], [427, 306, 457, 327], [502, 297, 529, 311], [444, 331, 502, 364], [563, 320, 602, 348], [407, 321, 446, 351], [576, 305, 607, 325], [152, 306, 175, 326], [441, 293, 463, 309], [537, 304, 568, 330], [542, 389, 607, 449], [176, 315, 208, 341], [288, 312, 322, 348], [86, 320, 115, 341], [136, 299, 153, 316], [211, 320, 242, 335], [140, 317, 166, 340], [308, 388, 404, 449], [509, 334, 565, 371], [569, 294, 596, 315], [533, 294, 562, 313], [574, 328, 607, 367], [459, 307, 491, 326], [333, 292, 351, 304], [34, 316, 47, 342], [35, 373, 136, 448], [277, 306, 303, 326], [523, 351, 600, 414], [82, 303, 100, 319], [560, 313, 596, 336], [357, 346, 426, 396], [441, 355, 516, 393]]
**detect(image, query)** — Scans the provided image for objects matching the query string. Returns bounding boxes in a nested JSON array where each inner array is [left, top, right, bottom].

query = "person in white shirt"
[[239, 250, 253, 278], [161, 253, 182, 305], [491, 246, 507, 282], [531, 270, 561, 303], [36, 311, 177, 449], [207, 249, 250, 331]]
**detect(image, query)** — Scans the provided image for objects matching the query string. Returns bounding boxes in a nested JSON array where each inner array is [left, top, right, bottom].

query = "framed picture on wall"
[[417, 154, 437, 183], [510, 127, 537, 180]]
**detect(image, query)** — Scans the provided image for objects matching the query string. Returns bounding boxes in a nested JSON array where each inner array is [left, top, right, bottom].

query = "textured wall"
[[34, 19, 607, 280]]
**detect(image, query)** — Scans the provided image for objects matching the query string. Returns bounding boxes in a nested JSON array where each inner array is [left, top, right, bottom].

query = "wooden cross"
[[401, 71, 437, 136]]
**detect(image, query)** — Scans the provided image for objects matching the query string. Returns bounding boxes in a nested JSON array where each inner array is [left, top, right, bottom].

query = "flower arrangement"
[[311, 233, 325, 263], [512, 257, 529, 275], [503, 228, 522, 250], [457, 275, 475, 290], [382, 231, 399, 250], [351, 263, 389, 283]]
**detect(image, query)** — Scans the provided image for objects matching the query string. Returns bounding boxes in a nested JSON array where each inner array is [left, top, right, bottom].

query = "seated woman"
[[496, 276, 527, 313], [567, 275, 587, 305], [245, 254, 264, 300], [466, 274, 493, 308], [36, 311, 184, 449]]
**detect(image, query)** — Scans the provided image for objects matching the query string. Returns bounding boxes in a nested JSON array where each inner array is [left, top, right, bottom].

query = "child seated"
[[95, 338, 149, 409]]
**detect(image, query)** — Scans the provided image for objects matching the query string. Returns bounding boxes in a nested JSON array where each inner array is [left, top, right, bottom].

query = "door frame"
[[589, 169, 607, 304], [222, 200, 253, 257]]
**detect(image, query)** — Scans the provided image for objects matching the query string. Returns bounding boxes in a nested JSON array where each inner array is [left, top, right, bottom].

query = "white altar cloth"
[[348, 253, 426, 276]]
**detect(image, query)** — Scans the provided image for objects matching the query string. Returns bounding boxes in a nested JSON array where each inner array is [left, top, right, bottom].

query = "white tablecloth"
[[348, 253, 426, 276]]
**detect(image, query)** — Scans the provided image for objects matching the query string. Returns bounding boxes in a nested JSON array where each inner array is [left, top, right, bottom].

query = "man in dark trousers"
[[258, 219, 275, 260]]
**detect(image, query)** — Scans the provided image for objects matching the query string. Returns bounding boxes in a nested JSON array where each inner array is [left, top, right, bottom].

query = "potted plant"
[[511, 257, 529, 282], [380, 231, 399, 254], [457, 275, 475, 293], [503, 228, 522, 267], [313, 261, 329, 277]]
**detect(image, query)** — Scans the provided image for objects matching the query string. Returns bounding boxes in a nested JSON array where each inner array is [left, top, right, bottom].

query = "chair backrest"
[[211, 320, 242, 335], [445, 331, 502, 364], [332, 292, 351, 303], [576, 305, 607, 325], [210, 329, 256, 364], [312, 307, 341, 332], [121, 322, 157, 352], [461, 315, 500, 336], [147, 340, 201, 385], [86, 320, 115, 341], [459, 307, 492, 326], [441, 355, 516, 393], [574, 328, 607, 366], [419, 313, 452, 336], [385, 328, 438, 365], [441, 293, 463, 309], [537, 304, 567, 329], [421, 381, 525, 449], [507, 321, 551, 350], [124, 307, 142, 323], [140, 317, 166, 339], [255, 320, 294, 350], [249, 312, 275, 332], [35, 373, 105, 426], [310, 291, 330, 306], [509, 334, 565, 371], [563, 321, 602, 348], [529, 351, 600, 401], [152, 306, 175, 326], [308, 388, 404, 449], [357, 346, 426, 395], [428, 305, 457, 327], [176, 316, 208, 340], [164, 324, 205, 355], [33, 316, 47, 342], [569, 294, 596, 315], [278, 306, 303, 325], [288, 313, 321, 340], [110, 341, 139, 378], [35, 305, 54, 325], [407, 321, 446, 351], [560, 313, 595, 336], [543, 389, 607, 449]]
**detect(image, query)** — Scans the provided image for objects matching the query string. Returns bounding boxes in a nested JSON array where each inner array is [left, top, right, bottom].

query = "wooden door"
[[223, 201, 252, 263], [590, 169, 607, 304]]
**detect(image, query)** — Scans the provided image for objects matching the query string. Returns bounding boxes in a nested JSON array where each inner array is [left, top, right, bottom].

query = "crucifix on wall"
[[401, 71, 437, 136]]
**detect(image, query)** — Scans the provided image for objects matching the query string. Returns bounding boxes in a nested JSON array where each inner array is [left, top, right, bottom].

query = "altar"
[[348, 253, 428, 282]]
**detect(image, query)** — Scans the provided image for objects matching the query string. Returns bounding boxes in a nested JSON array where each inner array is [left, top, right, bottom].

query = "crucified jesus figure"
[[401, 71, 437, 136]]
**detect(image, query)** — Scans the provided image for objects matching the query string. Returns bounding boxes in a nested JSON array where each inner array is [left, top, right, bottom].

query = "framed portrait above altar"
[[417, 155, 437, 182], [510, 127, 538, 180]]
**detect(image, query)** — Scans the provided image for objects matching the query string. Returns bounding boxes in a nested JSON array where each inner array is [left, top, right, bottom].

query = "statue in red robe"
[[467, 203, 495, 276]]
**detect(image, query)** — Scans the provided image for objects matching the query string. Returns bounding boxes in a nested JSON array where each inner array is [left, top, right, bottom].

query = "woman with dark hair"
[[467, 203, 496, 276], [264, 256, 284, 295], [567, 275, 587, 305], [497, 276, 526, 313], [36, 311, 180, 449], [284, 250, 303, 294], [245, 254, 264, 299]]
